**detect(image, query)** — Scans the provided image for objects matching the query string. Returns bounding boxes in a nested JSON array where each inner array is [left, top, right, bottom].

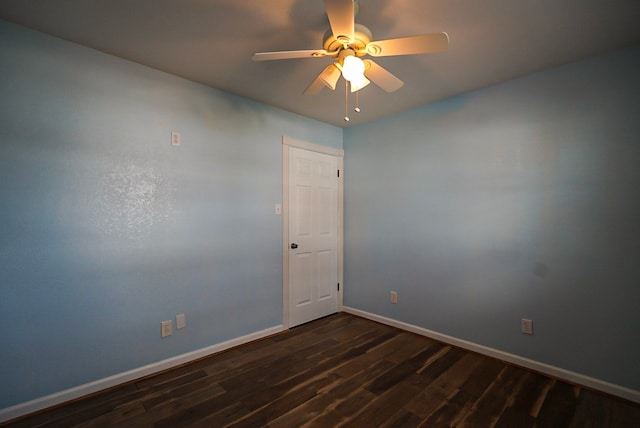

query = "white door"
[[288, 146, 339, 327]]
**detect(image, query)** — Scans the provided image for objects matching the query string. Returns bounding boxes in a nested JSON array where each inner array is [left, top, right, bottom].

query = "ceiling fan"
[[252, 0, 449, 98]]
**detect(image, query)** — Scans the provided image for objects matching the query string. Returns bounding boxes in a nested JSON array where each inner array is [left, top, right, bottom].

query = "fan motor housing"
[[323, 23, 372, 56]]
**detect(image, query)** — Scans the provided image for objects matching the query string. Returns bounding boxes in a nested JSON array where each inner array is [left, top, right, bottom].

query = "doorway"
[[282, 136, 343, 328]]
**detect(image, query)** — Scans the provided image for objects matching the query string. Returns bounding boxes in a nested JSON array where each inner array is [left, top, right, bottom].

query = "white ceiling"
[[2, 0, 640, 128]]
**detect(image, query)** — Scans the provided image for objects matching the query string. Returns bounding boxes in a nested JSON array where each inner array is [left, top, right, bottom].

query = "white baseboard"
[[0, 324, 284, 423], [343, 306, 640, 404]]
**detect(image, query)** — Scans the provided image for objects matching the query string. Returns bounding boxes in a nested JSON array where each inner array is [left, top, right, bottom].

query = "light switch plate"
[[161, 320, 172, 338], [176, 314, 186, 329]]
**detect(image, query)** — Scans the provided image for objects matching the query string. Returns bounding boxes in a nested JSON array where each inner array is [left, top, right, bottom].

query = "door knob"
[[290, 243, 299, 249]]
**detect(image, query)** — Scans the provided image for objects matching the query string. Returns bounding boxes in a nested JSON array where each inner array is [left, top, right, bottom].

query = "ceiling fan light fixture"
[[350, 75, 370, 92], [341, 54, 365, 82], [252, 0, 449, 120], [320, 64, 342, 90]]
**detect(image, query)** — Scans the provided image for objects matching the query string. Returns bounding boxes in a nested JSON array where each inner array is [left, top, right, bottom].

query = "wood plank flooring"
[[3, 313, 639, 427]]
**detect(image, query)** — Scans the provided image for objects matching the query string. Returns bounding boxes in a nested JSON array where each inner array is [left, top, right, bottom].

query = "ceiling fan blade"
[[323, 0, 355, 43], [363, 60, 404, 92], [252, 49, 328, 61], [366, 32, 449, 57], [304, 64, 342, 95]]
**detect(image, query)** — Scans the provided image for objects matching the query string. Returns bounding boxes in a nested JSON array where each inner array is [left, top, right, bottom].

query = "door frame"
[[282, 135, 344, 329]]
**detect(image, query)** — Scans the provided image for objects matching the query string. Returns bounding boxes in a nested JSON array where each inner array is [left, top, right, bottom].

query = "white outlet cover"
[[171, 131, 181, 147]]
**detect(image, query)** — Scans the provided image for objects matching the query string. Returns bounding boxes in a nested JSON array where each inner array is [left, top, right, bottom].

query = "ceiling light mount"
[[323, 23, 372, 56]]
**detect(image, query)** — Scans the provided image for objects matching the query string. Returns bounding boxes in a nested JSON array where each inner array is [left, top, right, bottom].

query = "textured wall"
[[344, 46, 640, 391], [0, 19, 341, 408]]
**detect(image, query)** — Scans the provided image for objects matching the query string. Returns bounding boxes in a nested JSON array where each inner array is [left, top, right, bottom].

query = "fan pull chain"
[[354, 90, 361, 113], [344, 80, 350, 122]]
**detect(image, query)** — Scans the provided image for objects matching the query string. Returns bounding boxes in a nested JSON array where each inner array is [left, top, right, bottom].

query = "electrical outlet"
[[390, 291, 398, 304], [161, 320, 172, 338], [171, 131, 181, 147], [176, 313, 186, 329], [521, 318, 533, 335]]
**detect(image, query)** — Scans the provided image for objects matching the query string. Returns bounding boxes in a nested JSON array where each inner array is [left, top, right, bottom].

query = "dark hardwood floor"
[[3, 313, 639, 427]]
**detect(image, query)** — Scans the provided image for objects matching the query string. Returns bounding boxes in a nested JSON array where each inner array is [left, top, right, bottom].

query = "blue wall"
[[344, 46, 640, 391], [2, 15, 639, 412], [0, 20, 341, 408]]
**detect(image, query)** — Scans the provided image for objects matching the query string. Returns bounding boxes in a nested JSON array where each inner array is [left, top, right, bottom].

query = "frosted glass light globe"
[[341, 55, 365, 82]]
